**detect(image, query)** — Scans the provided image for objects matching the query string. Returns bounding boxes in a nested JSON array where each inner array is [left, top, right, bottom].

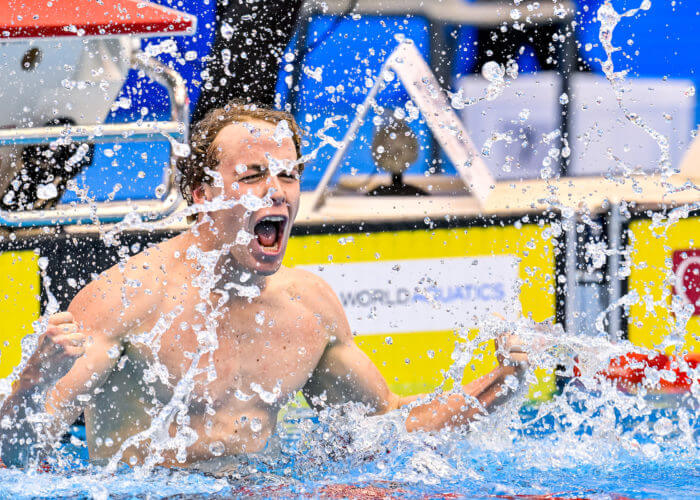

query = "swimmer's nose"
[[268, 175, 286, 206]]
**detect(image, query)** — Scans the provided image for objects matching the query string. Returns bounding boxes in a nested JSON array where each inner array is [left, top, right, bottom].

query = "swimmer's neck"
[[216, 256, 270, 293]]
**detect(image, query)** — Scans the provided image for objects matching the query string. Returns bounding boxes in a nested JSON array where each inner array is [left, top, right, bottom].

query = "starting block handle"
[[0, 54, 189, 228]]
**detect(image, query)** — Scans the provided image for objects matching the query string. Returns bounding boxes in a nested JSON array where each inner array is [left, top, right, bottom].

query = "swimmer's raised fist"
[[490, 313, 529, 369], [36, 312, 86, 380], [495, 333, 529, 368]]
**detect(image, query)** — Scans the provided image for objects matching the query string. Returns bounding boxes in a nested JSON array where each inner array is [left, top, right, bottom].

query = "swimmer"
[[0, 101, 529, 468]]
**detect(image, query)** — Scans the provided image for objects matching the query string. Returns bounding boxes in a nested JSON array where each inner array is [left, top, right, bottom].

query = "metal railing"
[[301, 0, 574, 27], [0, 53, 189, 227]]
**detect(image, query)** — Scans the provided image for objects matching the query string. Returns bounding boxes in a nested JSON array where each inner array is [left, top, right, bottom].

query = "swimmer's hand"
[[495, 333, 529, 371], [34, 312, 86, 383], [0, 312, 86, 467], [490, 313, 529, 370]]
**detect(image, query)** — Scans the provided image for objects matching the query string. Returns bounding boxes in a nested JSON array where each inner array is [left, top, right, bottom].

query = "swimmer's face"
[[192, 119, 300, 275]]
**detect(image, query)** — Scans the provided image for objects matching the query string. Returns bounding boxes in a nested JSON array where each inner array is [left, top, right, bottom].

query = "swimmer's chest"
[[128, 298, 329, 406]]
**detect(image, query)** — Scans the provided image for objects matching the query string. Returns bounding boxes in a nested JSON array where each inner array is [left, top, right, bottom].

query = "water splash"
[[596, 0, 674, 177]]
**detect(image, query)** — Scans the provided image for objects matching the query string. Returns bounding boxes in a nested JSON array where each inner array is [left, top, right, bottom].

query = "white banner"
[[302, 256, 520, 335], [569, 74, 694, 176]]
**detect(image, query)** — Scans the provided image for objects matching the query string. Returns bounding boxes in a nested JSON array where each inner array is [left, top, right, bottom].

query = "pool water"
[[1, 390, 697, 500], [1, 2, 697, 496]]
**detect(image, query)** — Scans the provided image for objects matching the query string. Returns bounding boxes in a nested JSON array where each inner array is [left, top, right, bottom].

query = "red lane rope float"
[[602, 352, 700, 394], [0, 456, 52, 472]]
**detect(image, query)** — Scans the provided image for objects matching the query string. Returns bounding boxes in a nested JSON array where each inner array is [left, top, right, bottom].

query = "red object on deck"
[[1, 0, 195, 39], [603, 352, 700, 394]]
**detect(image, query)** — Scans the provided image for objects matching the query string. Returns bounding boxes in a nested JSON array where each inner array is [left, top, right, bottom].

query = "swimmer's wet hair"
[[178, 100, 304, 205]]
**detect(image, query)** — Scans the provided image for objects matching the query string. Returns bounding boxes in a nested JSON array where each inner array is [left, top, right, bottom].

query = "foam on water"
[[596, 0, 675, 177]]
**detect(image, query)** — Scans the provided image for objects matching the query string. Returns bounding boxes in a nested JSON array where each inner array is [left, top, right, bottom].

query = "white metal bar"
[[607, 203, 623, 341], [0, 191, 182, 228], [302, 0, 574, 27], [564, 212, 578, 333], [0, 122, 184, 146]]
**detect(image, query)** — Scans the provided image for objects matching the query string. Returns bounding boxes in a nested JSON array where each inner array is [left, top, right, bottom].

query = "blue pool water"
[[1, 395, 697, 499]]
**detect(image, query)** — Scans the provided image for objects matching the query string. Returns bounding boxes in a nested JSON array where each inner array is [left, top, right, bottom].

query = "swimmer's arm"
[[0, 286, 126, 466], [0, 312, 89, 466], [400, 335, 529, 431], [400, 363, 526, 432], [45, 283, 131, 428], [304, 336, 400, 415], [305, 331, 526, 431], [301, 277, 399, 415], [302, 277, 528, 431]]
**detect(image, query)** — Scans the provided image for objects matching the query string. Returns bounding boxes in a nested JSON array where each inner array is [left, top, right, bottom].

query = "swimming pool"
[[1, 372, 698, 500], [0, 0, 698, 497]]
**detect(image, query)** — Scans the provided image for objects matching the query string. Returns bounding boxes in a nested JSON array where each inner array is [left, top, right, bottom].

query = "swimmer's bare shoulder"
[[44, 239, 177, 425], [68, 236, 178, 339], [278, 266, 351, 343]]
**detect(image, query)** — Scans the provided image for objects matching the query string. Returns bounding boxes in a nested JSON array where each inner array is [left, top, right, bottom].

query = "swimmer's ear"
[[192, 184, 209, 204]]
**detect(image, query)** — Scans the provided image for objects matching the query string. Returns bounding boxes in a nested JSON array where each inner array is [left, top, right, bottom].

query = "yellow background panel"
[[0, 251, 41, 378], [284, 224, 556, 398], [628, 216, 699, 353]]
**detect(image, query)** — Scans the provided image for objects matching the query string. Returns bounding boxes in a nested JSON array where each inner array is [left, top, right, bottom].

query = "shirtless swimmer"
[[0, 101, 528, 468]]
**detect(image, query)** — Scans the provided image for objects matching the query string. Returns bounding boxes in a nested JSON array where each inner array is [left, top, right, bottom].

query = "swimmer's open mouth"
[[253, 215, 287, 253]]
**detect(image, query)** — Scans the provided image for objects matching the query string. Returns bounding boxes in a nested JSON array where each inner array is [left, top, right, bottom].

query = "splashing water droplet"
[[172, 141, 191, 158], [653, 417, 673, 437], [272, 119, 293, 147], [303, 65, 323, 83], [255, 311, 265, 325], [236, 230, 254, 246], [220, 22, 233, 41], [250, 418, 262, 433], [209, 441, 225, 456], [235, 389, 254, 402], [481, 61, 505, 83], [37, 183, 58, 200], [37, 256, 49, 271]]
